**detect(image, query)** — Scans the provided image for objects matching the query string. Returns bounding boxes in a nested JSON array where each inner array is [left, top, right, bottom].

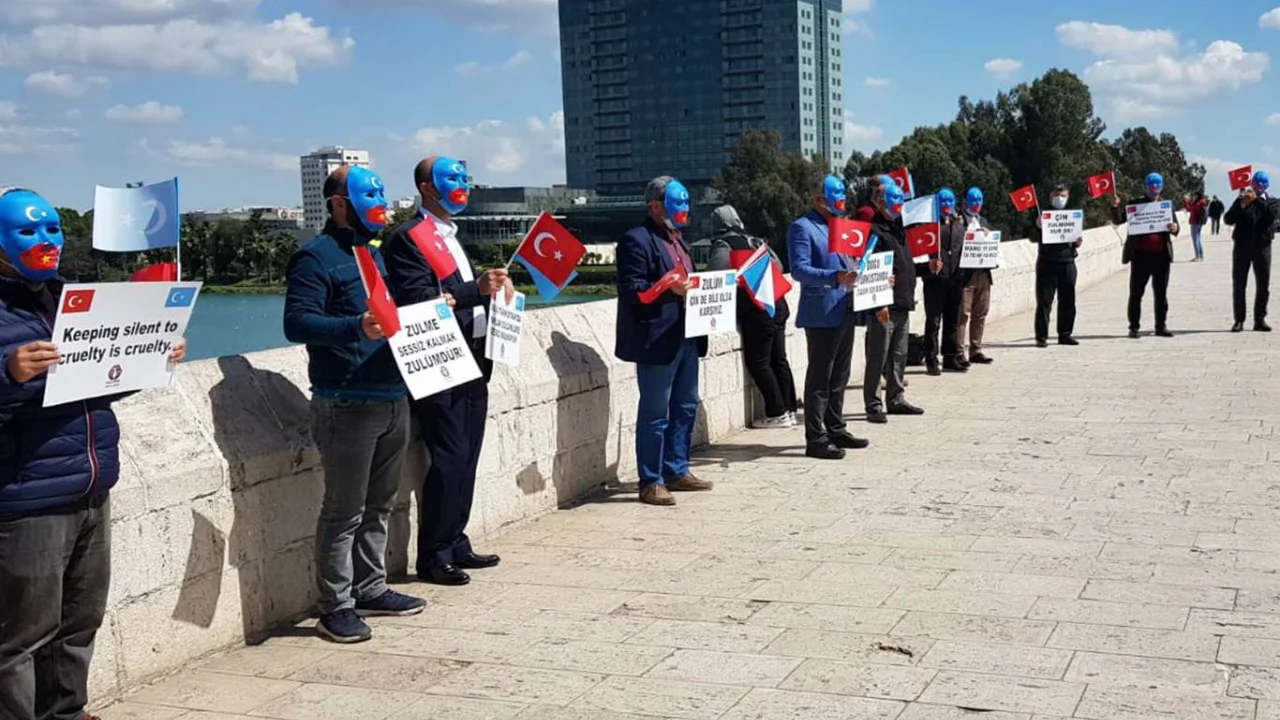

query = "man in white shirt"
[[384, 156, 513, 587]]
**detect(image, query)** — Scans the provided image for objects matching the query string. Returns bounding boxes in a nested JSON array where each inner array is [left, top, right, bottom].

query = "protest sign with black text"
[[389, 298, 482, 399], [1125, 201, 1174, 235], [853, 251, 894, 312], [960, 230, 1002, 269], [684, 271, 737, 338], [484, 290, 526, 368], [1041, 210, 1084, 245]]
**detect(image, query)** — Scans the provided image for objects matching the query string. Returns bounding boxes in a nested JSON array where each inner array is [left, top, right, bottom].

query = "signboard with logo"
[[684, 271, 738, 338], [389, 298, 482, 399], [1125, 201, 1174, 235], [1041, 210, 1085, 245], [484, 290, 525, 368], [960, 230, 1002, 269], [853, 251, 894, 312], [44, 282, 201, 407]]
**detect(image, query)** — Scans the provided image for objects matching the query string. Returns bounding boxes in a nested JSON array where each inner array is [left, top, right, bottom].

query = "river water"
[[185, 293, 610, 361]]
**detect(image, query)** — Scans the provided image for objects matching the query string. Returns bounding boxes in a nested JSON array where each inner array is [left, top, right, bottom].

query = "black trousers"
[[921, 275, 962, 362], [1128, 252, 1171, 331], [414, 377, 489, 572], [741, 313, 797, 419], [1233, 244, 1272, 324], [1211, 217, 1221, 234], [1035, 260, 1078, 340], [0, 497, 110, 720], [803, 317, 855, 446]]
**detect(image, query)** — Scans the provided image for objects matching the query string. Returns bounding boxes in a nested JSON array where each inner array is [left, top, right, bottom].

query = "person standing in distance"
[[615, 176, 713, 507], [955, 187, 995, 366], [1031, 185, 1083, 347], [788, 174, 870, 460], [1224, 170, 1276, 333], [384, 156, 513, 585], [1112, 172, 1179, 339], [1209, 195, 1225, 235]]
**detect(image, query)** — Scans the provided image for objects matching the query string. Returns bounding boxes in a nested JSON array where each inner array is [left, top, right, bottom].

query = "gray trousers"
[[0, 497, 111, 720], [312, 396, 410, 614], [864, 308, 910, 412], [803, 320, 855, 446]]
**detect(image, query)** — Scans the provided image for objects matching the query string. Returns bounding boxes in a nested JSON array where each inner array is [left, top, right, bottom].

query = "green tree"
[[714, 130, 823, 243]]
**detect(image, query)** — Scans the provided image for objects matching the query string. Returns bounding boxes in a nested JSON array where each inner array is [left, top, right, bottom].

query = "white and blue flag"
[[92, 178, 180, 252]]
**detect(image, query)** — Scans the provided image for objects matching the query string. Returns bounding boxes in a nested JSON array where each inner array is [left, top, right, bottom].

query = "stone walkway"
[[105, 230, 1279, 720]]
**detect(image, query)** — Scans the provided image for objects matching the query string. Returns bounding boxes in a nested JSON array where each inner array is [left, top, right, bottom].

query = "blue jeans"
[[1191, 224, 1204, 258], [635, 340, 700, 488]]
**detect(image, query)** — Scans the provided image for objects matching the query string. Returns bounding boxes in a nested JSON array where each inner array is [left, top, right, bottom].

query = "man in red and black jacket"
[[1112, 172, 1180, 338]]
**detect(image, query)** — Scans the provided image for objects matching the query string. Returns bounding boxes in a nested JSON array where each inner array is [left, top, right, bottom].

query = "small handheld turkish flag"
[[1086, 171, 1115, 198], [407, 216, 459, 280], [514, 212, 586, 288], [638, 266, 688, 305], [887, 167, 913, 198], [1009, 185, 1038, 212], [906, 223, 940, 257], [828, 217, 873, 258], [353, 246, 401, 338], [1228, 166, 1255, 192]]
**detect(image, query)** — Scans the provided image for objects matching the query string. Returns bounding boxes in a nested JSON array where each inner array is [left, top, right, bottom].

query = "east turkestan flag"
[[93, 178, 180, 252]]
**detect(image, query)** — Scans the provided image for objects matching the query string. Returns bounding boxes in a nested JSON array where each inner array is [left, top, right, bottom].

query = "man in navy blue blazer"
[[615, 176, 713, 507], [788, 175, 871, 460]]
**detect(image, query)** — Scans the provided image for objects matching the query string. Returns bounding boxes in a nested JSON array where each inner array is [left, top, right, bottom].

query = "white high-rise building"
[[299, 146, 370, 231]]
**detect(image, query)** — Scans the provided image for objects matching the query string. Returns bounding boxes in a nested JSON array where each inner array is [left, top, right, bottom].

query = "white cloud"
[[0, 102, 18, 121], [23, 70, 109, 97], [1056, 21, 1179, 60], [391, 110, 565, 185], [864, 77, 891, 87], [146, 136, 296, 170], [984, 58, 1023, 79], [0, 123, 78, 155], [842, 111, 884, 149], [1261, 7, 1280, 30], [0, 12, 353, 84], [843, 0, 873, 35], [106, 101, 185, 124], [453, 49, 534, 78], [1058, 21, 1270, 120], [1268, 113, 1280, 127]]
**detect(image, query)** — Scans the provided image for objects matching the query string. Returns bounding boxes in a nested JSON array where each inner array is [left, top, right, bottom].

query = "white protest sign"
[[1042, 210, 1084, 245], [389, 298, 482, 400], [1125, 201, 1174, 235], [960, 230, 1002, 269], [484, 290, 525, 368], [44, 282, 200, 407], [684, 271, 737, 338], [853, 251, 894, 312]]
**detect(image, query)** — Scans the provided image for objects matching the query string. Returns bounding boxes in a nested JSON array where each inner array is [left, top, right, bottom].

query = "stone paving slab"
[[104, 231, 1280, 718]]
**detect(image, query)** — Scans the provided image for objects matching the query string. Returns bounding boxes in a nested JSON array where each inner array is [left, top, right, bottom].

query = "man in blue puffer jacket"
[[0, 187, 186, 720]]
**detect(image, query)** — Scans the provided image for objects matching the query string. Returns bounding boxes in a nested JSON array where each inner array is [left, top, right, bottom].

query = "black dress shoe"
[[1058, 336, 1079, 346], [1256, 321, 1273, 332], [1232, 322, 1244, 333], [865, 410, 888, 424], [1035, 338, 1049, 348], [455, 553, 501, 570], [1155, 327, 1174, 338], [888, 402, 925, 416], [419, 565, 471, 586], [805, 442, 845, 460], [1128, 329, 1140, 339], [926, 361, 942, 376], [969, 352, 994, 364], [830, 431, 870, 449], [942, 359, 968, 373]]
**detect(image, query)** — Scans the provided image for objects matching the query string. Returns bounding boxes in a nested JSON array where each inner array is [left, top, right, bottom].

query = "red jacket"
[[1186, 198, 1208, 226]]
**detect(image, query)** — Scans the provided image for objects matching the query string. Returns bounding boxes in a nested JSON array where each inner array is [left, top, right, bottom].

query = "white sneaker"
[[753, 415, 791, 429], [785, 411, 798, 427]]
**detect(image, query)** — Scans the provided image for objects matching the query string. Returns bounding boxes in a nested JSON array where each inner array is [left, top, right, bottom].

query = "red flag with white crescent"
[[1228, 166, 1254, 191], [1009, 184, 1038, 212], [828, 217, 873, 258], [1086, 171, 1116, 198], [353, 245, 401, 338], [906, 223, 941, 257]]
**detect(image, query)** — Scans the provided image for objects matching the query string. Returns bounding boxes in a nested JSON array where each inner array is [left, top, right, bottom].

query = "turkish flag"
[[906, 223, 941, 257], [353, 246, 401, 338], [638, 266, 688, 304], [514, 212, 586, 288], [1229, 165, 1255, 191], [828, 217, 873, 258], [130, 262, 178, 282], [1086, 171, 1116, 198], [887, 167, 913, 197], [62, 289, 95, 314], [1009, 185, 1038, 212], [407, 216, 459, 280]]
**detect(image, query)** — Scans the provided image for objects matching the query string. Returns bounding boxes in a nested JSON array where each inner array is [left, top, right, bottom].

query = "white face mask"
[[1050, 195, 1069, 210]]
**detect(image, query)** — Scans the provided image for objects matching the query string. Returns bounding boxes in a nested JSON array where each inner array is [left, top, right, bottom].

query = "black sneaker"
[[806, 442, 845, 460], [865, 410, 888, 425], [888, 402, 925, 416], [317, 609, 372, 644], [1058, 336, 1079, 346], [356, 589, 427, 618], [942, 358, 968, 373]]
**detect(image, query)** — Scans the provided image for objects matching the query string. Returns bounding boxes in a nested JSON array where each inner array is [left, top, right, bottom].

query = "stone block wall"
[[90, 217, 1176, 701]]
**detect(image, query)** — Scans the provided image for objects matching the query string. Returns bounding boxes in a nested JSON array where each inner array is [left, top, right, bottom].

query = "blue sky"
[[1, 0, 1276, 211]]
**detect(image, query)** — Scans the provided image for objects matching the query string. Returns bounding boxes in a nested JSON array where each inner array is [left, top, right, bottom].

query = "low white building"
[[299, 146, 369, 232]]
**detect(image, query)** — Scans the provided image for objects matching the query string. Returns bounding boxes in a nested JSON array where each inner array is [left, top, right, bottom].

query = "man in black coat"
[[864, 184, 922, 424], [1030, 185, 1084, 347], [382, 156, 512, 586], [1224, 171, 1277, 333], [1209, 195, 1226, 235]]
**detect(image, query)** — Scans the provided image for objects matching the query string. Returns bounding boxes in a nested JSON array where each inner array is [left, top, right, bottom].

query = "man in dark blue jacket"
[[383, 156, 512, 583], [788, 175, 869, 460], [284, 166, 425, 643], [615, 176, 713, 506], [0, 187, 187, 720]]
